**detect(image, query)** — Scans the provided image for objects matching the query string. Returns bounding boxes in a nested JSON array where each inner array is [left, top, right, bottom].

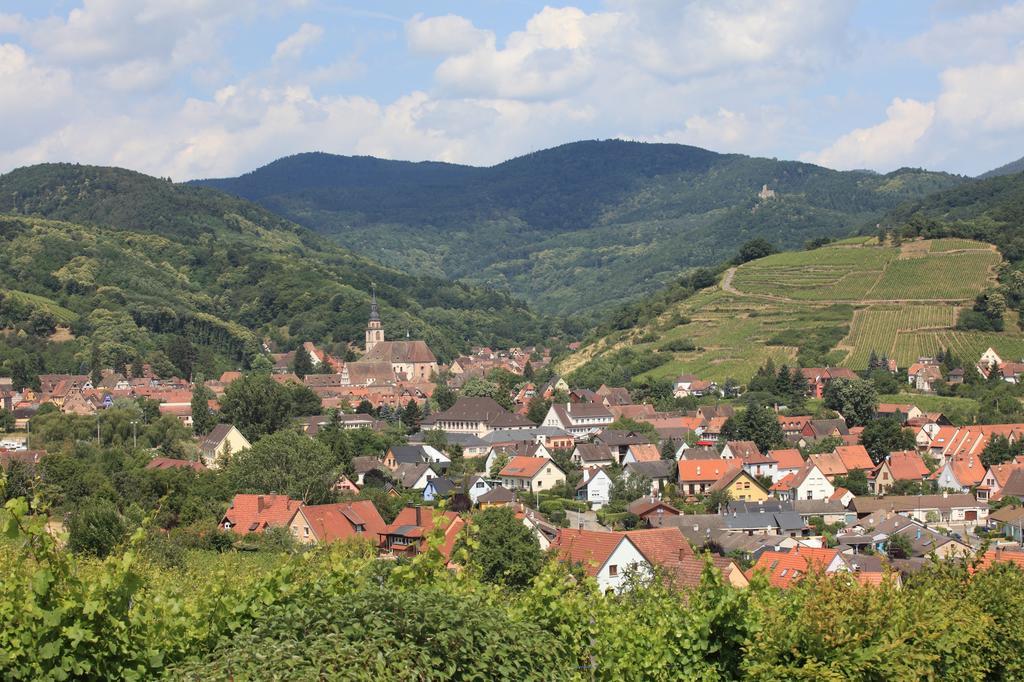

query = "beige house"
[[499, 456, 566, 493], [198, 423, 251, 468]]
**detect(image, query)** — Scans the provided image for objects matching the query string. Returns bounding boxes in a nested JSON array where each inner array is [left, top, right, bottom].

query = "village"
[[4, 295, 1024, 594]]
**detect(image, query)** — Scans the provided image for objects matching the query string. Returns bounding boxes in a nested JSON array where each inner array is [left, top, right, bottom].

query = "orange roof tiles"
[[554, 529, 631, 577], [628, 443, 661, 462], [770, 449, 805, 470], [885, 450, 930, 480], [499, 456, 553, 479], [296, 501, 386, 543], [809, 452, 847, 477], [834, 445, 874, 471], [222, 494, 303, 535], [677, 458, 740, 483], [972, 548, 1024, 573], [750, 547, 841, 588]]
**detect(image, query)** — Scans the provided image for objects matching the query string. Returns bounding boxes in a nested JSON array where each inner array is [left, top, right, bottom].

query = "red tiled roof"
[[885, 450, 930, 480], [222, 494, 303, 535], [628, 443, 661, 462], [380, 506, 465, 559], [146, 457, 205, 472], [770, 449, 805, 470], [554, 529, 632, 577], [834, 445, 874, 471], [972, 549, 1024, 573], [809, 452, 848, 477], [296, 501, 386, 543], [499, 456, 556, 479], [677, 458, 740, 483], [750, 547, 840, 588]]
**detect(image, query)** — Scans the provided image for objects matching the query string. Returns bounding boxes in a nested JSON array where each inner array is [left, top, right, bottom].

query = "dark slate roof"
[[199, 423, 234, 456], [595, 429, 650, 447], [390, 445, 430, 465], [422, 397, 534, 428], [426, 477, 455, 497], [352, 456, 382, 474], [477, 486, 516, 504], [657, 514, 727, 545], [624, 460, 677, 479]]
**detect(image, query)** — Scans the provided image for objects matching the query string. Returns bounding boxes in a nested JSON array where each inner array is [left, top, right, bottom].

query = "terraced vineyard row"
[[866, 251, 999, 300], [840, 305, 957, 367], [929, 238, 992, 252]]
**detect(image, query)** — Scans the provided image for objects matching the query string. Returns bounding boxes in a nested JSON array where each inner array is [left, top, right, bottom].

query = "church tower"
[[365, 285, 384, 352]]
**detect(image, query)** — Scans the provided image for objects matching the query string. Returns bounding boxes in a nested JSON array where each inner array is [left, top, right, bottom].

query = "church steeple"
[[365, 284, 384, 352]]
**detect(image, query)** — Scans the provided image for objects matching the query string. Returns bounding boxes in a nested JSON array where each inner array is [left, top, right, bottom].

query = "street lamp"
[[130, 420, 139, 450]]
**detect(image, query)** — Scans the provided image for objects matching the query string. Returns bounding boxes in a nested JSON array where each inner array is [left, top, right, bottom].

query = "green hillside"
[[0, 164, 555, 382], [979, 155, 1024, 179], [193, 141, 965, 316], [564, 238, 1024, 385]]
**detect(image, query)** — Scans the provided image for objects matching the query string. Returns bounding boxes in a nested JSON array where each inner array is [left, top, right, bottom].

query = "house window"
[[608, 565, 618, 577], [303, 527, 309, 538], [537, 480, 543, 488]]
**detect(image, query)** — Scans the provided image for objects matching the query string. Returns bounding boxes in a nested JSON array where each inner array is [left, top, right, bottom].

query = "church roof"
[[361, 340, 437, 364]]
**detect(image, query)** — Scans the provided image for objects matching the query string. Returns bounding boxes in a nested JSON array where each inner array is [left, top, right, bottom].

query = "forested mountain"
[[194, 141, 965, 316], [0, 164, 554, 384], [979, 155, 1024, 179], [883, 168, 1024, 261]]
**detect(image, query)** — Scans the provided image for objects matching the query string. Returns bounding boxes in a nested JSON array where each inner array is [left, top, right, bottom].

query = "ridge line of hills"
[[190, 139, 969, 317]]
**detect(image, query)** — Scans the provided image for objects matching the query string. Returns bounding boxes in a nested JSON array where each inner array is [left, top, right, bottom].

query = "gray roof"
[[477, 486, 516, 504], [199, 423, 235, 456], [623, 460, 677, 479], [425, 477, 455, 496], [595, 429, 650, 447], [574, 443, 614, 462], [679, 447, 721, 460], [852, 494, 983, 514], [410, 432, 488, 448], [727, 500, 793, 514], [393, 462, 433, 488], [793, 500, 849, 516], [422, 397, 533, 428], [480, 426, 570, 443], [352, 456, 382, 474], [657, 514, 727, 546], [390, 445, 430, 465]]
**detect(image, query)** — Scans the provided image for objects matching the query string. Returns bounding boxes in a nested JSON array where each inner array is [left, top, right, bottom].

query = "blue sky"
[[1, 1, 1023, 179]]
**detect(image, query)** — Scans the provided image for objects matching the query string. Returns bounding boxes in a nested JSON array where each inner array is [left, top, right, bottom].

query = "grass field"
[[570, 238, 1024, 383], [4, 290, 78, 324]]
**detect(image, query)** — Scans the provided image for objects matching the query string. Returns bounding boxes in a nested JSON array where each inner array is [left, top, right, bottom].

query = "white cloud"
[[907, 1, 1024, 64], [0, 43, 73, 148], [808, 98, 935, 170], [936, 49, 1024, 131], [272, 23, 324, 62], [405, 13, 492, 55]]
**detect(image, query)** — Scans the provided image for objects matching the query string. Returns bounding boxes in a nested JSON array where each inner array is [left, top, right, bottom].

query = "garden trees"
[[823, 378, 878, 427], [720, 404, 785, 453], [859, 417, 916, 464], [291, 345, 314, 379], [219, 374, 321, 441], [67, 496, 126, 557], [464, 506, 544, 588], [227, 429, 338, 505], [526, 395, 550, 425], [190, 378, 217, 436]]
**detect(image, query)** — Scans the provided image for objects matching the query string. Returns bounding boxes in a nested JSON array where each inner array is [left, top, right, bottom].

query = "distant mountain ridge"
[[0, 163, 554, 378], [193, 140, 966, 316], [979, 155, 1024, 179]]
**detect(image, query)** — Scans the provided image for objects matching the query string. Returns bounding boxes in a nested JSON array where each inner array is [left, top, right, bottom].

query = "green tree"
[[433, 378, 457, 411], [219, 374, 296, 441], [26, 309, 56, 337], [719, 404, 785, 453], [833, 468, 869, 496], [67, 497, 126, 558], [859, 417, 916, 464], [227, 429, 339, 504], [356, 399, 375, 415], [190, 378, 217, 436], [606, 417, 658, 440], [461, 377, 512, 410], [823, 378, 878, 426], [292, 345, 314, 379], [887, 532, 913, 559], [526, 395, 550, 425], [465, 507, 544, 588], [401, 399, 422, 431], [0, 409, 14, 432]]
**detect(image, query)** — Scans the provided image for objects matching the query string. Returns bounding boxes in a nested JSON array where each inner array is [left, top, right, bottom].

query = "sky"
[[1, 0, 1023, 180]]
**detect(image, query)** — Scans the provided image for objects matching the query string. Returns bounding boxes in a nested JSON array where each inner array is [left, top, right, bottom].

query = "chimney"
[[257, 495, 265, 513], [415, 504, 422, 526], [679, 547, 686, 561]]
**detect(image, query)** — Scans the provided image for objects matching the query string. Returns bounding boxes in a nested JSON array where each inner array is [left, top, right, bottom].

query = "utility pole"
[[131, 420, 138, 450]]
